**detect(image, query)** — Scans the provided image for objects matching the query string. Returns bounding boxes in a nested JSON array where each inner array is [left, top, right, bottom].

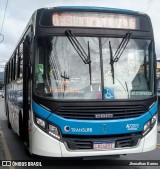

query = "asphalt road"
[[0, 97, 160, 169]]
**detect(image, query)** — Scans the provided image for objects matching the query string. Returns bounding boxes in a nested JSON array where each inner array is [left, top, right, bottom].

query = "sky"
[[0, 0, 160, 72]]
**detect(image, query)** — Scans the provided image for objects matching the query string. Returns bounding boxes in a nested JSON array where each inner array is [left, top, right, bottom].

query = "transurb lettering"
[[71, 128, 92, 132]]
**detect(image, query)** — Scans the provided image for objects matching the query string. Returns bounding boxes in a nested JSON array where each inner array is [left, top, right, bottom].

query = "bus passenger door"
[[23, 33, 32, 148]]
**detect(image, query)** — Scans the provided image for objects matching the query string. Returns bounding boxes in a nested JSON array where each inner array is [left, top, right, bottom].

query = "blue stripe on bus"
[[32, 101, 157, 135], [32, 101, 51, 119], [149, 101, 158, 116], [56, 6, 136, 13]]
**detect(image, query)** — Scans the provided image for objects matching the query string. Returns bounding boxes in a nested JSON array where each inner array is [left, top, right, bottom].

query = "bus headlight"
[[143, 114, 157, 136], [34, 115, 61, 140], [48, 124, 60, 140], [35, 117, 46, 129], [151, 114, 157, 124], [143, 121, 150, 135]]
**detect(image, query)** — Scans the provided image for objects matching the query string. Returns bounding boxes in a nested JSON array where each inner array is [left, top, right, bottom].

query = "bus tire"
[[7, 106, 11, 129], [7, 117, 11, 129]]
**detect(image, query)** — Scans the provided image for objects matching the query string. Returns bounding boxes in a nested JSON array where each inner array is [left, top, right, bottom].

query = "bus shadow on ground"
[[28, 155, 128, 167]]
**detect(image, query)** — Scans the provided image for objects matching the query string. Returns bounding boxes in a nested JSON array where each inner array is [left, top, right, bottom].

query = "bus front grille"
[[63, 133, 141, 150], [56, 105, 147, 120]]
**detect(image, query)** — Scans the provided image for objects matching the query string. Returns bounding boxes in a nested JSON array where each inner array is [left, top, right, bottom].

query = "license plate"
[[93, 141, 115, 150]]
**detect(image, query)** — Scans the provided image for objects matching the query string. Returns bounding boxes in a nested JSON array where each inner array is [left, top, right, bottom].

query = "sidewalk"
[[0, 127, 9, 169], [0, 127, 6, 160]]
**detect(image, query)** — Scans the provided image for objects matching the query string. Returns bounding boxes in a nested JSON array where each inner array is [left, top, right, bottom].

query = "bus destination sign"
[[52, 12, 140, 29]]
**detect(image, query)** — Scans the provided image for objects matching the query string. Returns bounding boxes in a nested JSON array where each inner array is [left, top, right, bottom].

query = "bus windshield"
[[34, 36, 154, 100]]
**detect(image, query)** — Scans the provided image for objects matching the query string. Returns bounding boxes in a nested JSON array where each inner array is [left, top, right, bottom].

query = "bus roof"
[[55, 6, 140, 14]]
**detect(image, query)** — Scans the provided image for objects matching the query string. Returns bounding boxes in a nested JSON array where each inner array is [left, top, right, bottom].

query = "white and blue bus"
[[4, 6, 158, 158]]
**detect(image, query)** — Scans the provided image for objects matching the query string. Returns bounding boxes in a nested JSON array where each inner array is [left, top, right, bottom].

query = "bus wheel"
[[7, 106, 11, 129], [7, 116, 11, 129]]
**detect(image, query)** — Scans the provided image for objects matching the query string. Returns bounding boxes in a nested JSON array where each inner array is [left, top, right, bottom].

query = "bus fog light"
[[36, 117, 46, 129], [151, 114, 157, 124], [48, 124, 60, 140]]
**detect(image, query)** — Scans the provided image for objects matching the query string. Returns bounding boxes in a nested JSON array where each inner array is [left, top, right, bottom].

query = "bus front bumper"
[[30, 121, 157, 157]]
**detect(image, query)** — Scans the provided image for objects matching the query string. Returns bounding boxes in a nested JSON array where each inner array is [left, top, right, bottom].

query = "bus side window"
[[13, 52, 16, 80], [19, 56, 23, 78], [11, 59, 13, 81], [19, 43, 23, 78], [15, 48, 19, 79], [9, 61, 12, 82], [17, 43, 23, 78], [5, 65, 7, 84], [7, 64, 9, 83]]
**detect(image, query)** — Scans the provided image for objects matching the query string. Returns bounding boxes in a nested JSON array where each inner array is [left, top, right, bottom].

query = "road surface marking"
[[157, 144, 160, 148], [0, 127, 15, 169]]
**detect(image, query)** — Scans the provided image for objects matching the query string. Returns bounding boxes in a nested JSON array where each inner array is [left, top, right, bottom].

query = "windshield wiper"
[[65, 29, 93, 90], [113, 33, 132, 62], [109, 33, 132, 84], [109, 41, 115, 84], [88, 41, 93, 91], [65, 29, 91, 64]]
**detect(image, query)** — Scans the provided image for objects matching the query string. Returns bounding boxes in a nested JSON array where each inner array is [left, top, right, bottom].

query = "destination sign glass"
[[52, 12, 140, 29]]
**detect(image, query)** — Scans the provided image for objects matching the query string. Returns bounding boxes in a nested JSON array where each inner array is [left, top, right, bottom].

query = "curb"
[[0, 127, 6, 160], [0, 127, 15, 169]]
